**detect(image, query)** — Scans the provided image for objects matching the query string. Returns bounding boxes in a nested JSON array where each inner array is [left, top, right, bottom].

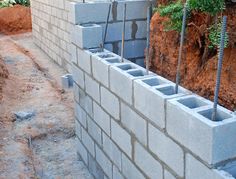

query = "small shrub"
[[15, 0, 30, 6], [0, 0, 16, 8], [208, 22, 229, 49]]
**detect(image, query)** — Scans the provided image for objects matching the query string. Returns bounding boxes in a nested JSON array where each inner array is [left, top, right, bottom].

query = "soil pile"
[[0, 5, 32, 35], [149, 7, 236, 111], [0, 56, 8, 101]]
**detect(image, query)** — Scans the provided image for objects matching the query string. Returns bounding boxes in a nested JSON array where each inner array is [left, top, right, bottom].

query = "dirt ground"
[[0, 33, 93, 178], [149, 7, 236, 111], [0, 5, 32, 35]]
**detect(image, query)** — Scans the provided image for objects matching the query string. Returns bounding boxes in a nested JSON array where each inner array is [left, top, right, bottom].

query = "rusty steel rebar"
[[121, 3, 127, 62]]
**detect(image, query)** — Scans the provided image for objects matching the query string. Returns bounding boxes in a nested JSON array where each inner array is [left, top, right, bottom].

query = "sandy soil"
[[0, 33, 93, 178], [0, 5, 32, 35], [149, 8, 236, 111]]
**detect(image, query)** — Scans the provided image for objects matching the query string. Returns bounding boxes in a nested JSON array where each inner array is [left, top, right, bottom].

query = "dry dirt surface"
[[149, 8, 236, 111], [0, 5, 32, 35], [0, 33, 93, 179]]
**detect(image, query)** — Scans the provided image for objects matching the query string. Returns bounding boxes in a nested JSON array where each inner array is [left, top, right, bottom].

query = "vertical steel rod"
[[146, 6, 151, 75], [175, 3, 187, 94], [212, 16, 227, 121], [102, 3, 112, 51], [121, 3, 127, 62]]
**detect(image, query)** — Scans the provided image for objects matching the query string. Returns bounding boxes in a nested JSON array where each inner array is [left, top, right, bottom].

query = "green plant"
[[15, 0, 30, 6], [208, 22, 229, 49], [0, 0, 16, 8], [188, 0, 225, 16], [154, 1, 187, 32]]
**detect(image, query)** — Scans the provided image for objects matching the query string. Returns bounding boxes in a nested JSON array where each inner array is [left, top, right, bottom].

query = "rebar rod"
[[121, 3, 126, 62], [212, 16, 227, 121], [102, 3, 112, 51], [146, 6, 151, 75], [175, 3, 187, 94]]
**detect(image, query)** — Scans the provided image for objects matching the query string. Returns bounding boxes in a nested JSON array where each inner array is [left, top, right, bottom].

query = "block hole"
[[105, 58, 121, 64], [89, 48, 104, 53], [98, 54, 114, 59], [198, 108, 232, 121], [117, 64, 136, 71], [156, 86, 180, 96], [142, 78, 166, 87], [177, 97, 208, 109], [82, 24, 96, 27], [127, 70, 146, 77]]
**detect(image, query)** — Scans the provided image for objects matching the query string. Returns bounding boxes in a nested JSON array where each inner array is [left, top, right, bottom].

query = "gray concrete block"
[[75, 137, 88, 165], [70, 43, 77, 64], [75, 103, 87, 129], [85, 74, 100, 103], [121, 154, 145, 179], [113, 165, 124, 179], [75, 118, 82, 139], [91, 52, 118, 87], [87, 115, 102, 146], [72, 63, 85, 89], [134, 141, 163, 179], [77, 48, 92, 75], [167, 95, 236, 165], [186, 154, 234, 179], [110, 62, 154, 105], [71, 24, 102, 49], [102, 132, 122, 170], [88, 153, 105, 179], [101, 87, 120, 120], [121, 102, 147, 146], [78, 87, 93, 117], [82, 127, 95, 157], [73, 82, 80, 103], [148, 124, 184, 177], [93, 101, 111, 136], [69, 2, 111, 24], [134, 76, 187, 129], [95, 145, 112, 178], [111, 119, 132, 158]]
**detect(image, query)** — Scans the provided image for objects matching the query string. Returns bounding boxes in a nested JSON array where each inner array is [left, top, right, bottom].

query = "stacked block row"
[[71, 22, 236, 178]]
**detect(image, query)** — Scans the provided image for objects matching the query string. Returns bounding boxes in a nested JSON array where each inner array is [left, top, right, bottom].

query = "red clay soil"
[[0, 5, 32, 35], [0, 56, 9, 101], [149, 8, 236, 111]]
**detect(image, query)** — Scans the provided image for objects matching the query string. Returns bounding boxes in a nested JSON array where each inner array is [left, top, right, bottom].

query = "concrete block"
[[121, 154, 145, 179], [164, 170, 177, 179], [101, 87, 120, 120], [113, 165, 124, 179], [121, 102, 147, 146], [75, 137, 88, 165], [85, 74, 100, 103], [111, 119, 132, 158], [75, 118, 82, 139], [91, 51, 121, 87], [95, 145, 112, 178], [134, 76, 187, 129], [87, 115, 102, 146], [73, 82, 80, 103], [110, 62, 154, 105], [166, 95, 236, 165], [148, 124, 184, 177], [186, 154, 234, 179], [78, 88, 93, 117], [88, 153, 105, 179], [72, 63, 84, 89], [71, 24, 102, 49], [102, 132, 122, 170], [93, 102, 110, 136], [134, 141, 163, 179], [75, 103, 87, 128], [69, 2, 111, 24], [77, 48, 92, 75], [82, 127, 95, 157]]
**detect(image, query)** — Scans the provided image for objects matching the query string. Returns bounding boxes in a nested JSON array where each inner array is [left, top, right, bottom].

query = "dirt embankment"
[[149, 7, 236, 111], [0, 56, 9, 101], [0, 5, 32, 35]]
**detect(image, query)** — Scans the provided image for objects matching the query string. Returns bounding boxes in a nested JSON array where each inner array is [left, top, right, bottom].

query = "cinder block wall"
[[70, 2, 236, 179], [31, 0, 149, 72]]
